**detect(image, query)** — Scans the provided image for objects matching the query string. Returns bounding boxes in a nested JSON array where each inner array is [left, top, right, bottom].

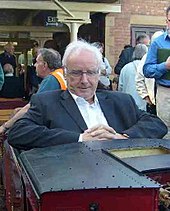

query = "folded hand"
[[82, 124, 127, 141]]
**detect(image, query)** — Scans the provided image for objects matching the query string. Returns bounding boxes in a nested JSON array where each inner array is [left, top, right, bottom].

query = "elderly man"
[[0, 63, 25, 98], [0, 48, 66, 134], [0, 42, 17, 74], [118, 43, 148, 111], [8, 40, 167, 150], [114, 33, 150, 75], [35, 48, 66, 92]]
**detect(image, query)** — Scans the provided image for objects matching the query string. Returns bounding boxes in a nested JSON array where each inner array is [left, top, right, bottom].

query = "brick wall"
[[106, 0, 170, 74]]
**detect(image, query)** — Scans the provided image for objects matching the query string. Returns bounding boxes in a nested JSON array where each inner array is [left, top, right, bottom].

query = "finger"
[[85, 124, 104, 133], [86, 124, 116, 134], [90, 130, 115, 139], [82, 132, 102, 141], [96, 132, 128, 140], [90, 127, 117, 137], [99, 125, 117, 134]]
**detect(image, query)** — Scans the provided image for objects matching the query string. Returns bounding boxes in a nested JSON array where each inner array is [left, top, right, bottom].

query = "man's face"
[[141, 37, 150, 46], [6, 45, 14, 55], [65, 50, 100, 104], [34, 54, 46, 78], [166, 11, 170, 30]]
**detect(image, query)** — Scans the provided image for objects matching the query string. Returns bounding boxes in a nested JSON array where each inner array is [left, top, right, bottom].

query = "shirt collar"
[[69, 91, 99, 105], [5, 73, 13, 76], [4, 51, 11, 57], [164, 30, 170, 40]]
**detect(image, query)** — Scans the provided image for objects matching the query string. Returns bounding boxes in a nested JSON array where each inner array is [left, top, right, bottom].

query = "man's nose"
[[81, 72, 88, 82]]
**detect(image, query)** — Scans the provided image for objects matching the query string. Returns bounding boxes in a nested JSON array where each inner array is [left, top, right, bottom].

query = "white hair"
[[62, 39, 103, 73], [132, 44, 148, 60]]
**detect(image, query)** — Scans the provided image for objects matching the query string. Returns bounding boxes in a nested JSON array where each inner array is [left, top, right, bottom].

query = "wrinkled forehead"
[[36, 54, 44, 62], [68, 49, 98, 66]]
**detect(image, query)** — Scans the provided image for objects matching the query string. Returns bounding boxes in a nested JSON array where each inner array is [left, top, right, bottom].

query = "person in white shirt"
[[135, 30, 164, 114], [93, 42, 112, 89], [118, 44, 148, 111], [8, 40, 167, 150]]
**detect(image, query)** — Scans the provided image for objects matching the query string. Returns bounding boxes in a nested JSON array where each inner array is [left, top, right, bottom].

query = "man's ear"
[[44, 62, 48, 69], [63, 67, 67, 77]]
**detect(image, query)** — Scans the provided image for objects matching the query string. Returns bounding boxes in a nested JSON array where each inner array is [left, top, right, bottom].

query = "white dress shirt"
[[70, 92, 108, 141], [70, 92, 108, 128]]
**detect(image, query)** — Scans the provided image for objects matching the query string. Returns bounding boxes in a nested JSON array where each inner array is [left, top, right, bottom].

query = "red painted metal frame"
[[0, 98, 27, 109], [20, 164, 40, 211], [12, 169, 159, 211], [5, 139, 170, 211], [3, 143, 160, 211], [3, 142, 25, 211], [40, 189, 159, 211]]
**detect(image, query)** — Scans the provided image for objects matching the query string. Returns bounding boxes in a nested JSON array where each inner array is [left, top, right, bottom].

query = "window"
[[131, 26, 165, 46]]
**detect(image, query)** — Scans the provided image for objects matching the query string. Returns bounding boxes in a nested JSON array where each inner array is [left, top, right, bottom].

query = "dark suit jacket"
[[0, 52, 17, 72], [8, 90, 167, 150], [114, 47, 134, 75], [0, 76, 25, 98]]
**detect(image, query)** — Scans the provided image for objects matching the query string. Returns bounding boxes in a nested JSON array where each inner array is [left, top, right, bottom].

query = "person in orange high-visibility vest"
[[49, 68, 67, 90], [0, 48, 67, 134], [35, 48, 67, 93]]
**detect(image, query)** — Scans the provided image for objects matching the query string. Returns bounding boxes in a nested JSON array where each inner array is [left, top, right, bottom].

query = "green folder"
[[157, 48, 170, 80]]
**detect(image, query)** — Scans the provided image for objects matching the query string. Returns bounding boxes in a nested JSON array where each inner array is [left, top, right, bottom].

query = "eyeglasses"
[[67, 69, 99, 77]]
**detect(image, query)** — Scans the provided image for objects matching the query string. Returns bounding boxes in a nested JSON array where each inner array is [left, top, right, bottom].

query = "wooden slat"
[[0, 98, 28, 109], [0, 109, 13, 116], [0, 98, 24, 102], [0, 109, 13, 125], [0, 119, 10, 126]]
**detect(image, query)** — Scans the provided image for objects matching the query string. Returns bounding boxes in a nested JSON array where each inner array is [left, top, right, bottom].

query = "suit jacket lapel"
[[60, 90, 87, 131], [97, 92, 116, 129]]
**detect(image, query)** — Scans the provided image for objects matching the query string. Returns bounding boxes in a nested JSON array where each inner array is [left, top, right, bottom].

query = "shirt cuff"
[[78, 134, 83, 142]]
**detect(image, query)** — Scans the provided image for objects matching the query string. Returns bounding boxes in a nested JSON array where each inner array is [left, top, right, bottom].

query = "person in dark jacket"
[[0, 42, 17, 75], [8, 40, 167, 150], [114, 33, 150, 75], [0, 48, 66, 135], [0, 63, 25, 98]]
